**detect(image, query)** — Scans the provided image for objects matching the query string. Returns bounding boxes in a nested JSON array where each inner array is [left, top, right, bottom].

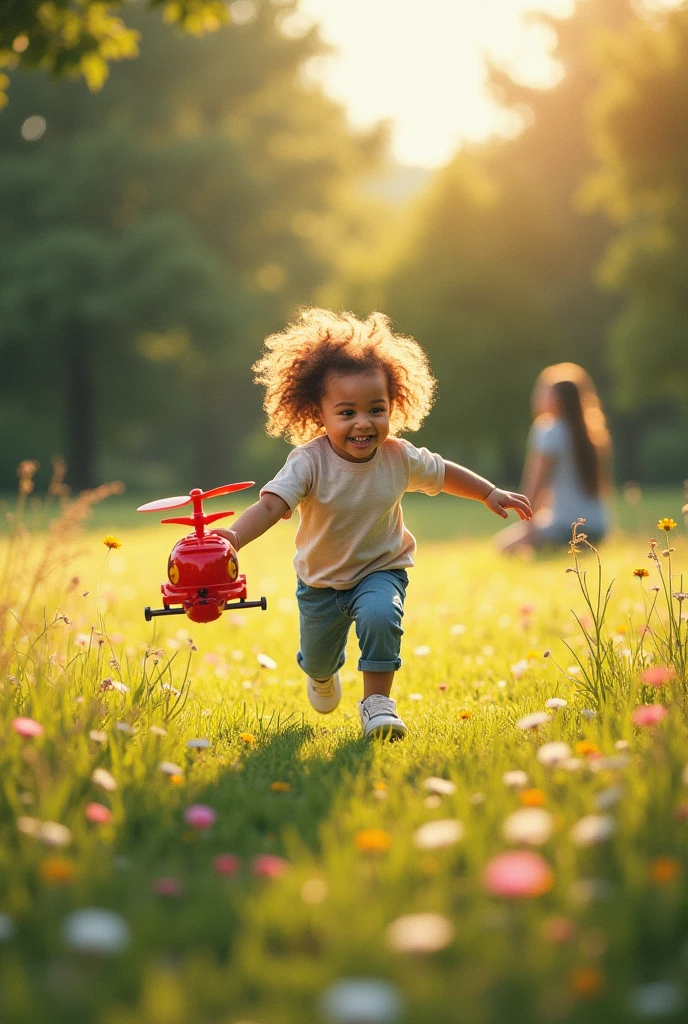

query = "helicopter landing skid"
[[144, 597, 267, 621]]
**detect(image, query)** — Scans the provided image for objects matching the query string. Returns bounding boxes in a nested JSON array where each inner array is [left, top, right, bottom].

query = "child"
[[216, 309, 532, 740]]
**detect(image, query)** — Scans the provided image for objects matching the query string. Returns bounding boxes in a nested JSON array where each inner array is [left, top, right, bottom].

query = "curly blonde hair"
[[252, 308, 437, 445]]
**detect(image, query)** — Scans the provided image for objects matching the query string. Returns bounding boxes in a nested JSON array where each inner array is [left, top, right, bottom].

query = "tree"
[[0, 0, 227, 104], [0, 1, 387, 489], [383, 0, 643, 480], [583, 2, 688, 410]]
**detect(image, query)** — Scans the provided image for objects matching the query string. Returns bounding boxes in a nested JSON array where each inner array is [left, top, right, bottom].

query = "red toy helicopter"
[[137, 482, 267, 624]]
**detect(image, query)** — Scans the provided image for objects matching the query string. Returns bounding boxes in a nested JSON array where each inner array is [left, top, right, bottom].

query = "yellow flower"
[[657, 518, 677, 532], [575, 740, 599, 757], [40, 857, 76, 884], [270, 781, 291, 793], [354, 828, 392, 853], [519, 788, 546, 807], [103, 535, 122, 549], [169, 774, 184, 786], [239, 732, 255, 745], [633, 568, 649, 578], [373, 781, 387, 792], [459, 709, 472, 719]]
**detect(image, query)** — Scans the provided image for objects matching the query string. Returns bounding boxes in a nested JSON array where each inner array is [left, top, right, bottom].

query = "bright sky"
[[288, 0, 680, 167]]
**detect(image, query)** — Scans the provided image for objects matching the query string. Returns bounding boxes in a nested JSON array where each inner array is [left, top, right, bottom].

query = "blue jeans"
[[295, 569, 409, 680]]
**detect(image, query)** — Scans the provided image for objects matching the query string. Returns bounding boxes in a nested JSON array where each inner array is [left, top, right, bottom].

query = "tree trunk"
[[65, 321, 95, 490]]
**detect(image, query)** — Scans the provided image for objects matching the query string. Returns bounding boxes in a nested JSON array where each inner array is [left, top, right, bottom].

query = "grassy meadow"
[[1, 484, 688, 1024]]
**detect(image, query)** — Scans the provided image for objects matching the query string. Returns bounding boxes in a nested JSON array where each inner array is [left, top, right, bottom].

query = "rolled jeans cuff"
[[358, 657, 402, 673]]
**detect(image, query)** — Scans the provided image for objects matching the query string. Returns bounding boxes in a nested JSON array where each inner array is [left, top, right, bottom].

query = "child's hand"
[[483, 487, 532, 521]]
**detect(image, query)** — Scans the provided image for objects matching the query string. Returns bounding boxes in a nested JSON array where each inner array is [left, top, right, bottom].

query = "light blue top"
[[529, 417, 608, 535]]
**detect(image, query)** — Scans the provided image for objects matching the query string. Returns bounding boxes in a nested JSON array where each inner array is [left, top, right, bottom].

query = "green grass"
[[1, 503, 688, 1023]]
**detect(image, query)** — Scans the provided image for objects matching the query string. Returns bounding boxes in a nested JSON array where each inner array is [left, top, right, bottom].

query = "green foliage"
[[0, 0, 229, 103], [0, 0, 387, 489], [584, 2, 688, 408], [382, 0, 637, 479]]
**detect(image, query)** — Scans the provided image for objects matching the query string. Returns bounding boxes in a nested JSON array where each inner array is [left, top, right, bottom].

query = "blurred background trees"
[[1, 0, 687, 493]]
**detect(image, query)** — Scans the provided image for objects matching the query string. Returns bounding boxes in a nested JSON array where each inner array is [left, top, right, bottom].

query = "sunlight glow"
[[296, 0, 678, 167]]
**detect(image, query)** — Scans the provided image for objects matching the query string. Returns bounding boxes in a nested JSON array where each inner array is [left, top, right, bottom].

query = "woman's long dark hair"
[[551, 378, 603, 496]]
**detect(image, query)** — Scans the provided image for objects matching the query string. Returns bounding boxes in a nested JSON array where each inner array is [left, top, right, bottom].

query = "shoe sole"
[[364, 722, 407, 741]]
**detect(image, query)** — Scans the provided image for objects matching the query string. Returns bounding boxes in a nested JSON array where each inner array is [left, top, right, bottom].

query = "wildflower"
[[89, 730, 107, 744], [657, 518, 677, 532], [62, 909, 130, 953], [103, 535, 122, 549], [458, 709, 471, 719], [386, 912, 454, 954], [575, 740, 599, 757], [320, 978, 403, 1023], [153, 877, 183, 897], [354, 829, 392, 853], [424, 777, 456, 796], [641, 665, 675, 687], [413, 819, 464, 850], [170, 774, 183, 786], [252, 854, 289, 878], [40, 857, 76, 884], [520, 789, 546, 807], [632, 704, 667, 728], [649, 537, 659, 548], [647, 857, 681, 885], [186, 737, 210, 749], [91, 768, 117, 792], [12, 717, 44, 738], [570, 814, 615, 847], [413, 644, 432, 657], [482, 850, 553, 898], [85, 803, 113, 824], [516, 712, 551, 730], [545, 697, 567, 709], [511, 659, 530, 679], [270, 781, 291, 793], [537, 742, 571, 767], [158, 761, 184, 776], [239, 732, 255, 744], [213, 854, 240, 876], [595, 786, 623, 809], [257, 653, 277, 670], [184, 804, 217, 830], [673, 592, 688, 602], [569, 965, 604, 998], [301, 878, 328, 904], [633, 568, 649, 578], [503, 770, 529, 789], [503, 808, 554, 846]]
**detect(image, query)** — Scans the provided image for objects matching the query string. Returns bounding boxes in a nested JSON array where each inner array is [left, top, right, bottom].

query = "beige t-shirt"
[[260, 435, 445, 589]]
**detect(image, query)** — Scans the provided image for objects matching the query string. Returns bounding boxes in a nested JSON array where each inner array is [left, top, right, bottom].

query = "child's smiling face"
[[315, 369, 391, 462]]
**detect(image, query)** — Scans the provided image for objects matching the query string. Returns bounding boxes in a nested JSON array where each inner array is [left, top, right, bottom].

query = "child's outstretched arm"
[[214, 491, 291, 550], [441, 461, 533, 521]]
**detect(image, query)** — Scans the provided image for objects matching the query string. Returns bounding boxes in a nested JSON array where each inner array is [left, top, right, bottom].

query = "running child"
[[216, 309, 532, 739]]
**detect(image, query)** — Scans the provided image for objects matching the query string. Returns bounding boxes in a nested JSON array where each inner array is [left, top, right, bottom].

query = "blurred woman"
[[496, 363, 612, 552]]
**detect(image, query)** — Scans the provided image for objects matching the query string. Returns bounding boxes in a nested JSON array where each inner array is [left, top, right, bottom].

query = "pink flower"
[[252, 854, 288, 878], [183, 804, 217, 830], [641, 666, 675, 687], [632, 704, 668, 728], [153, 877, 183, 897], [85, 803, 112, 824], [213, 853, 240, 876], [12, 717, 44, 738], [482, 851, 554, 899], [519, 604, 536, 617]]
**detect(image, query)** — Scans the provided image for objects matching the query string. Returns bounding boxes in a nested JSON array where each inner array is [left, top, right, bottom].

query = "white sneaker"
[[307, 671, 342, 714], [358, 694, 407, 740]]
